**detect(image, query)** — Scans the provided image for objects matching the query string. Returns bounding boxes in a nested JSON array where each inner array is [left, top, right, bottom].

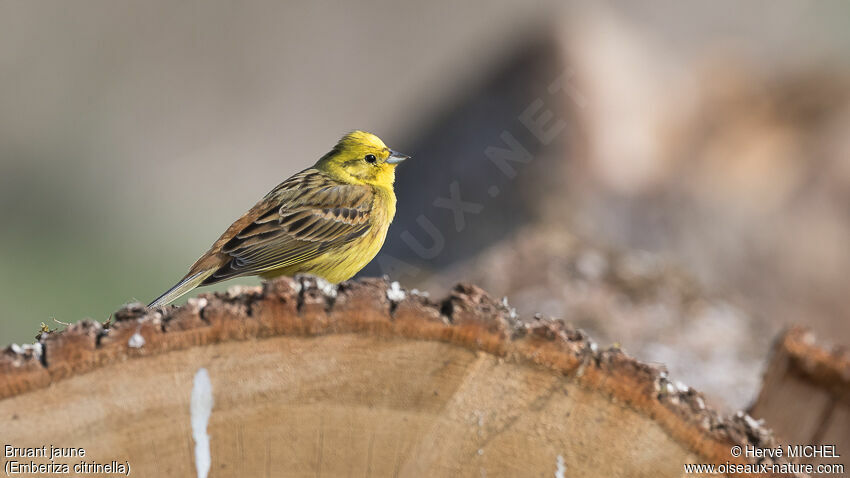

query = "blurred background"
[[1, 0, 849, 410]]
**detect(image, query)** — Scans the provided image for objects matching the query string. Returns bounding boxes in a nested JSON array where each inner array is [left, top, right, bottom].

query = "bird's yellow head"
[[315, 131, 409, 187]]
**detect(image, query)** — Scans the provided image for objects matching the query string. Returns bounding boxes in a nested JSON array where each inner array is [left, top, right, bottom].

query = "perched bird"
[[148, 131, 408, 307]]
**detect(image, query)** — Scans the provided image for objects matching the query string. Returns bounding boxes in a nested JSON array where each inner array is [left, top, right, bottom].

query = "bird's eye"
[[365, 154, 377, 163]]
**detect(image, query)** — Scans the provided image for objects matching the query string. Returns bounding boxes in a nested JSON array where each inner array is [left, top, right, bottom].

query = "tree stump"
[[1, 277, 798, 477]]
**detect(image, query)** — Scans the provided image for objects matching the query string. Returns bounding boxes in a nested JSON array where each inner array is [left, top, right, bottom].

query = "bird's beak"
[[386, 150, 410, 164]]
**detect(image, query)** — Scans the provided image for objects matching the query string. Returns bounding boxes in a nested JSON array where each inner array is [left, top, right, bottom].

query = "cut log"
[[750, 327, 850, 470], [1, 277, 799, 477]]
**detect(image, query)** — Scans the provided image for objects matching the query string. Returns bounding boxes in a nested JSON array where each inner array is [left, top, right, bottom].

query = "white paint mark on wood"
[[555, 454, 566, 478], [191, 368, 213, 478]]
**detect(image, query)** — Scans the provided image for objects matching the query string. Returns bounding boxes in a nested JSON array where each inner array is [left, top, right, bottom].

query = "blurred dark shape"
[[361, 37, 569, 279]]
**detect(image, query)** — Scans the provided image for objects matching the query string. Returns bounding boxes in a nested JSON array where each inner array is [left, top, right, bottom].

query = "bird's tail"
[[148, 268, 217, 307]]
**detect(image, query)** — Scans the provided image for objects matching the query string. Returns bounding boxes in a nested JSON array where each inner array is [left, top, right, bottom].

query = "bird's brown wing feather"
[[200, 169, 373, 284]]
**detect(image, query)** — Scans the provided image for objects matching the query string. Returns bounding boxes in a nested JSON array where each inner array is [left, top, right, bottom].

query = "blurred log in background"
[[750, 327, 850, 471]]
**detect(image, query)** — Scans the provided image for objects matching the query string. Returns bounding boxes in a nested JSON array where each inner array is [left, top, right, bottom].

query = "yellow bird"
[[148, 131, 408, 307]]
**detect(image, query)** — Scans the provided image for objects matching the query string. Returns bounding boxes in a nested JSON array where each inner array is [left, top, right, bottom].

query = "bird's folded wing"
[[203, 169, 373, 283]]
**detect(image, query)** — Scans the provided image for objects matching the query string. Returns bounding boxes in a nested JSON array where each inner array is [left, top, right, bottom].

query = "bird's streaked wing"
[[201, 169, 373, 284]]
